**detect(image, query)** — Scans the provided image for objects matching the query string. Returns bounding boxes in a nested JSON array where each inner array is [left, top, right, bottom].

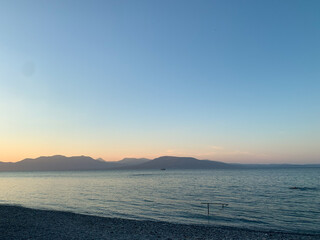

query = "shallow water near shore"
[[0, 168, 319, 234]]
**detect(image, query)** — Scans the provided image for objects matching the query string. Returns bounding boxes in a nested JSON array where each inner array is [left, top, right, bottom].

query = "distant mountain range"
[[126, 156, 232, 169], [0, 155, 112, 172], [0, 155, 319, 172], [116, 158, 150, 166]]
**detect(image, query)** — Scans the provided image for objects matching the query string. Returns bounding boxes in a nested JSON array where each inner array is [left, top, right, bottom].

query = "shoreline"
[[0, 204, 319, 240]]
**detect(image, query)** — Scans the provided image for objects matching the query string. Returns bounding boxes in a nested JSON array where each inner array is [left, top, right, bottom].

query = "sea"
[[0, 168, 319, 234]]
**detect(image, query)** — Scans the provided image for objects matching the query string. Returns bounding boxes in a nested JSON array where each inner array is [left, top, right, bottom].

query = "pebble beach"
[[0, 205, 319, 240]]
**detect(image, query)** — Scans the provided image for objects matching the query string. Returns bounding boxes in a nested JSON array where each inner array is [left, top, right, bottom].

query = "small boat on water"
[[160, 168, 166, 170]]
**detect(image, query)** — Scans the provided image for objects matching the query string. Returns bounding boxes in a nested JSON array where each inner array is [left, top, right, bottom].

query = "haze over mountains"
[[0, 155, 319, 172]]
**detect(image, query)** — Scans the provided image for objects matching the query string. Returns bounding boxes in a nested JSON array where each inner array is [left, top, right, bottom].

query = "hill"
[[0, 156, 231, 171], [0, 155, 113, 172], [0, 155, 318, 172], [126, 156, 233, 169], [117, 158, 151, 166], [0, 156, 152, 172]]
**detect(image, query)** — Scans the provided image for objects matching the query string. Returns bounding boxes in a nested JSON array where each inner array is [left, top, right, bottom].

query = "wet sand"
[[0, 205, 318, 240]]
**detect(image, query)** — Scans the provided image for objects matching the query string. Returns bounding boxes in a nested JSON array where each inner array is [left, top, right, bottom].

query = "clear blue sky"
[[0, 0, 319, 163]]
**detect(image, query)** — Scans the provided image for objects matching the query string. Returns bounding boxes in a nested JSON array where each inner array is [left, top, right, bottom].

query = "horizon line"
[[2, 154, 319, 165]]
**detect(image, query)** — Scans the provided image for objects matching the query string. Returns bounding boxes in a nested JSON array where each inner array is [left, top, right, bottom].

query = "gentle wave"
[[0, 168, 319, 234]]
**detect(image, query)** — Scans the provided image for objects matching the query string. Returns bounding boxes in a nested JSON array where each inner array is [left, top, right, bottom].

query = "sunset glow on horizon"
[[1, 0, 319, 164]]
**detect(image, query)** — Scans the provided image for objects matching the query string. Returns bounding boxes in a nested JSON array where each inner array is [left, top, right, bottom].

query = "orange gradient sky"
[[1, 1, 319, 164]]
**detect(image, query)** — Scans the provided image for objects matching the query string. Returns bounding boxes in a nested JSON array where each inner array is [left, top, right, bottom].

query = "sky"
[[0, 0, 319, 163]]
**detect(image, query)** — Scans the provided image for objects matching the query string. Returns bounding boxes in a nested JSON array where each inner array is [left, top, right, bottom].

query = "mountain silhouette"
[[126, 156, 233, 169], [0, 155, 318, 172], [0, 155, 112, 171], [117, 158, 151, 166], [0, 156, 231, 171]]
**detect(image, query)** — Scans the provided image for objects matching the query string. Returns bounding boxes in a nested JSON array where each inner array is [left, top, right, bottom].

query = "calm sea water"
[[0, 168, 319, 234]]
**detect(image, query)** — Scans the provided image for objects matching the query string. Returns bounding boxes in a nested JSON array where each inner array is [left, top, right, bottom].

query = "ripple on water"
[[0, 168, 319, 234]]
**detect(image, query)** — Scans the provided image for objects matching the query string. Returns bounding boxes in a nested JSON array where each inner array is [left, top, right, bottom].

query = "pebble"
[[0, 205, 319, 240]]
